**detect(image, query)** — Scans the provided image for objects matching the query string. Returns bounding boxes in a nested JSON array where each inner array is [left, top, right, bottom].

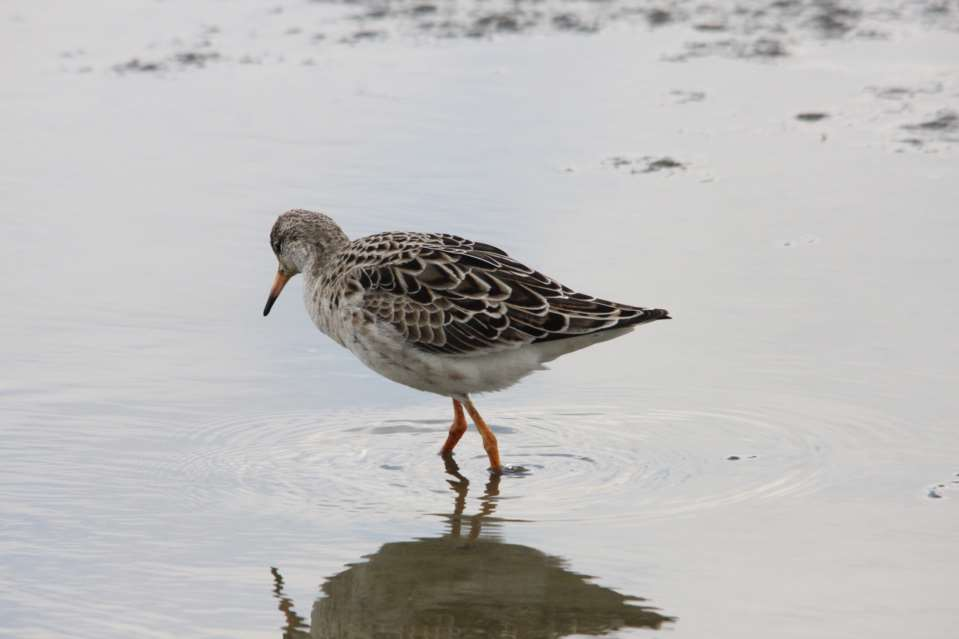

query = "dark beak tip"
[[264, 270, 289, 318], [263, 296, 278, 317]]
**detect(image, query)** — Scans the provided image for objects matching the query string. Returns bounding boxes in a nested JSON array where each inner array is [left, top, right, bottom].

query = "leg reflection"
[[442, 452, 502, 544], [270, 567, 310, 639]]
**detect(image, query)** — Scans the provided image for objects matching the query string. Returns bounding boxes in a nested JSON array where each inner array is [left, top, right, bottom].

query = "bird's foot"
[[493, 464, 530, 476]]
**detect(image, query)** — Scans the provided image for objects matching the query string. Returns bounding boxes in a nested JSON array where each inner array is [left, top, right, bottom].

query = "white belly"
[[303, 279, 633, 398], [347, 319, 544, 398]]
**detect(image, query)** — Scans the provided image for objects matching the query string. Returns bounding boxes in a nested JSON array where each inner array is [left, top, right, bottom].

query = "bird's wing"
[[347, 232, 669, 356]]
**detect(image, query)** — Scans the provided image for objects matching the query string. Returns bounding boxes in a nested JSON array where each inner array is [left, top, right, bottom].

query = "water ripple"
[[172, 388, 912, 523]]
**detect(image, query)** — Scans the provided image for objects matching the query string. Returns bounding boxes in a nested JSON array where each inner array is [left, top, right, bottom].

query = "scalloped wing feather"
[[337, 232, 669, 357]]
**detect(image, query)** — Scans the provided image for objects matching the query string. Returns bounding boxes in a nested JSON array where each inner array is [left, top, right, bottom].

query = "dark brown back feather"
[[336, 232, 669, 356]]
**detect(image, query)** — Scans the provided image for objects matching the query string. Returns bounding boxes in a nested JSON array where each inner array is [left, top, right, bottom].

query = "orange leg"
[[439, 399, 468, 456], [462, 397, 502, 473]]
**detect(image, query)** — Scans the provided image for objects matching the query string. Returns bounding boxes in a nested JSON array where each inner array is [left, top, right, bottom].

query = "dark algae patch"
[[665, 37, 789, 62], [341, 29, 386, 43], [605, 156, 686, 174], [868, 83, 943, 100], [671, 89, 707, 103], [804, 0, 864, 38], [114, 58, 163, 73], [101, 0, 959, 72], [113, 50, 219, 73], [173, 51, 219, 67], [903, 110, 959, 132], [642, 157, 685, 173], [552, 13, 598, 33], [468, 12, 529, 37], [899, 110, 959, 147]]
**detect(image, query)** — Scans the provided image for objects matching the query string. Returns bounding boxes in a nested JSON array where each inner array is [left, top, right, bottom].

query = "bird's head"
[[263, 209, 349, 316]]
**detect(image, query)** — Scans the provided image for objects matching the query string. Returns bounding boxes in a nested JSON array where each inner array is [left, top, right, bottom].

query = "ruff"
[[263, 209, 670, 472]]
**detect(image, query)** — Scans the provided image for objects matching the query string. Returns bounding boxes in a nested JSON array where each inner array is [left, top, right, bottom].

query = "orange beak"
[[263, 270, 291, 316]]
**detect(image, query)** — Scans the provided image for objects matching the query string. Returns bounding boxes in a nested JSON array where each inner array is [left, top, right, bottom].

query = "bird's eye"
[[273, 241, 282, 254]]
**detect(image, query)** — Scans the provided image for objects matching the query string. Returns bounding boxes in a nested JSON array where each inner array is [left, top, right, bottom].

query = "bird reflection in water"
[[270, 457, 674, 638]]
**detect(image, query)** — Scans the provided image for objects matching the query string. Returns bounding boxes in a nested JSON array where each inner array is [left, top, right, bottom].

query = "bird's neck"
[[298, 238, 348, 281]]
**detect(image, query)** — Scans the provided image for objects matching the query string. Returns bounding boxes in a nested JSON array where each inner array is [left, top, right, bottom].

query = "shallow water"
[[2, 1, 959, 638]]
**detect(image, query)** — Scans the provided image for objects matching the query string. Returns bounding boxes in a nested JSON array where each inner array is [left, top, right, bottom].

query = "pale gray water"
[[2, 1, 959, 638]]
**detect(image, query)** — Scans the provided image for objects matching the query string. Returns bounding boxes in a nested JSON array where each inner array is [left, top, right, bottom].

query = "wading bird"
[[263, 209, 669, 473]]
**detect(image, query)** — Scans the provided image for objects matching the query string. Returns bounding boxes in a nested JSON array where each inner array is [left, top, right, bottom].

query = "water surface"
[[2, 1, 959, 638]]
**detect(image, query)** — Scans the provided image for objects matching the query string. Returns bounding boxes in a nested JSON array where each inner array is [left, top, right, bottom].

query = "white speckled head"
[[263, 209, 350, 316]]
